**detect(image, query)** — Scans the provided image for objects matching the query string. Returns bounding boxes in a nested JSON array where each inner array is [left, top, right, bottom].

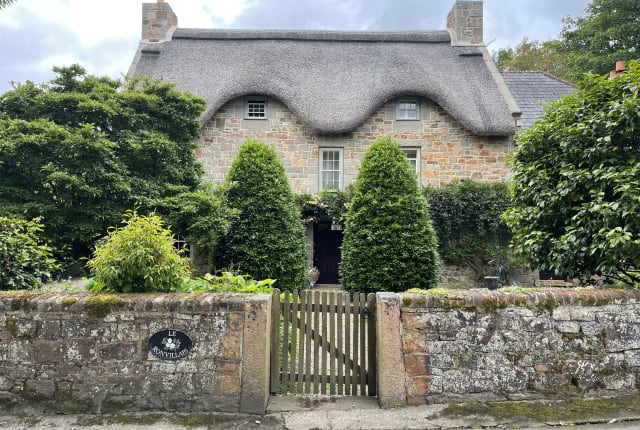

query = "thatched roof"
[[130, 28, 517, 136]]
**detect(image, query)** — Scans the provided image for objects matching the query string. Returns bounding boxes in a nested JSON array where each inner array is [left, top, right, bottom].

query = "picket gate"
[[269, 289, 377, 396]]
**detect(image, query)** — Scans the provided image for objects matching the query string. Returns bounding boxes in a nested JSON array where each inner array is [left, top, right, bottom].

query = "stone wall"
[[0, 292, 270, 415], [399, 289, 640, 406], [199, 96, 511, 194]]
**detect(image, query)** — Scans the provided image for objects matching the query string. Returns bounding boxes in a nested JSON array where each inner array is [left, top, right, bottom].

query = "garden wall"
[[396, 289, 640, 406], [2, 289, 640, 415], [0, 292, 270, 415]]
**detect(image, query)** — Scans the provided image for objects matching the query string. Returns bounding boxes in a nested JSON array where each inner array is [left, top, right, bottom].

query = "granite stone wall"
[[0, 292, 270, 415], [399, 289, 640, 406], [199, 96, 511, 194]]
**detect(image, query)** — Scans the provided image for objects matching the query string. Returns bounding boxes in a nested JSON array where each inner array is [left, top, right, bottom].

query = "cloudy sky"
[[0, 0, 590, 94]]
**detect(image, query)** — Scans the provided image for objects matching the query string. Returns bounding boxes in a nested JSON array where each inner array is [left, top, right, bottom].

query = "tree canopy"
[[503, 60, 640, 286], [0, 65, 206, 262], [559, 0, 640, 82], [494, 0, 640, 82]]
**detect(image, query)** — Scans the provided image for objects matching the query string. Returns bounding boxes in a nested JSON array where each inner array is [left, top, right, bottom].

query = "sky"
[[0, 0, 591, 94]]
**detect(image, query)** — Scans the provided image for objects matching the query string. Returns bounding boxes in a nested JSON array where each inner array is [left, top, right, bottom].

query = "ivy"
[[424, 180, 512, 273]]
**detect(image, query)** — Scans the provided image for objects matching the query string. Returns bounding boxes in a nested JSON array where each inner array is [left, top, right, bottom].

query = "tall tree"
[[503, 60, 640, 286], [216, 139, 307, 290], [494, 39, 569, 80], [340, 136, 440, 293], [0, 65, 206, 262], [559, 0, 640, 82]]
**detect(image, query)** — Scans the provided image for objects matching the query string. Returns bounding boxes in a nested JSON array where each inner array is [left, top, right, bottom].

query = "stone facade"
[[0, 292, 270, 415], [199, 96, 512, 194], [400, 289, 640, 406]]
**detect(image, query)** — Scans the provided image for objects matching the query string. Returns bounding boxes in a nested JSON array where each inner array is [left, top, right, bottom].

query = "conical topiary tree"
[[216, 139, 307, 290], [341, 136, 440, 293]]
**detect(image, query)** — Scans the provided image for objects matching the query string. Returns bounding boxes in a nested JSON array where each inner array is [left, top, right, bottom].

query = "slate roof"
[[129, 28, 518, 136], [501, 71, 576, 129]]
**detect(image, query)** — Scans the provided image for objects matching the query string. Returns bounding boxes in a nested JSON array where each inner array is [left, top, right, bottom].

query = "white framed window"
[[402, 147, 420, 177], [397, 98, 419, 120], [319, 148, 343, 190], [245, 96, 267, 119]]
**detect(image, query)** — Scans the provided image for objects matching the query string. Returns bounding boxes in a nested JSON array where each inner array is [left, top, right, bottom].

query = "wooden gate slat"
[[296, 290, 306, 394], [359, 293, 366, 393], [367, 293, 377, 396], [344, 292, 352, 394], [289, 290, 299, 391], [281, 291, 290, 393], [329, 292, 336, 395], [320, 291, 328, 394], [351, 293, 360, 395], [313, 290, 320, 394], [337, 293, 344, 395], [304, 291, 312, 394]]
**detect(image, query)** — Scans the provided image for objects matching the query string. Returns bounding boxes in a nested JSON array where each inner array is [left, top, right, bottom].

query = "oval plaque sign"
[[148, 329, 192, 360]]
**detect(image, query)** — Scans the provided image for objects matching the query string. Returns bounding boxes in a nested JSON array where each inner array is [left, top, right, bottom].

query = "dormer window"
[[397, 98, 419, 120], [245, 96, 267, 119]]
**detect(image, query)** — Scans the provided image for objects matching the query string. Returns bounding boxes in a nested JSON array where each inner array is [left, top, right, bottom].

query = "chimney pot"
[[616, 60, 625, 72]]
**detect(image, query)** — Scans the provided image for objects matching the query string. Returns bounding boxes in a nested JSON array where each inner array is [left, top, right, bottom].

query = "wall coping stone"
[[0, 292, 255, 313], [399, 288, 640, 311]]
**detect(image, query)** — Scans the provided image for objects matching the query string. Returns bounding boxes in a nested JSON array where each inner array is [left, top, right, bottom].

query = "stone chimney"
[[447, 0, 483, 46], [142, 1, 177, 42]]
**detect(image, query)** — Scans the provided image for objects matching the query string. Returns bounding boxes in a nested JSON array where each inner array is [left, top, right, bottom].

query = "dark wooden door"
[[313, 221, 343, 284]]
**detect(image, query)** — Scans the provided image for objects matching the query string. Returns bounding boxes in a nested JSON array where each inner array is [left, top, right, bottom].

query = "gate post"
[[375, 292, 407, 408], [240, 294, 271, 414]]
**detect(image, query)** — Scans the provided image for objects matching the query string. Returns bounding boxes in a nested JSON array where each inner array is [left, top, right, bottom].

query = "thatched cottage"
[[128, 1, 573, 283]]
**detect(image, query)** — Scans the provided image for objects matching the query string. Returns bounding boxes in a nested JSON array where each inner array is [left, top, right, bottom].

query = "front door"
[[313, 221, 343, 284]]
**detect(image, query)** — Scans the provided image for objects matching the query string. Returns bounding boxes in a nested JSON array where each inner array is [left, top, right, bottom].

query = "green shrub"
[[216, 139, 307, 290], [0, 217, 58, 290], [164, 182, 232, 264], [340, 136, 440, 293], [424, 180, 511, 269], [504, 60, 640, 286], [180, 272, 275, 293], [87, 211, 190, 292]]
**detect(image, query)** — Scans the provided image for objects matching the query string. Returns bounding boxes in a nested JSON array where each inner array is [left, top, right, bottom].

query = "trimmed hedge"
[[341, 136, 440, 293], [216, 139, 307, 290]]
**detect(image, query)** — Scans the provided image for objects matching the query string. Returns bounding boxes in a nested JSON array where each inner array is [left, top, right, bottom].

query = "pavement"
[[2, 395, 640, 429]]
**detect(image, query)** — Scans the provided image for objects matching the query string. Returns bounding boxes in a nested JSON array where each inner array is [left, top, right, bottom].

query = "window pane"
[[320, 149, 342, 190], [398, 100, 418, 120], [247, 100, 266, 118], [402, 148, 420, 177]]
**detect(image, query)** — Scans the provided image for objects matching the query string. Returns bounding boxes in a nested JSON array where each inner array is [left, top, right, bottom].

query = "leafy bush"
[[504, 60, 640, 286], [164, 182, 232, 265], [424, 180, 511, 269], [340, 136, 440, 293], [180, 272, 275, 293], [0, 217, 58, 290], [216, 139, 307, 290], [87, 211, 191, 292], [0, 65, 206, 262]]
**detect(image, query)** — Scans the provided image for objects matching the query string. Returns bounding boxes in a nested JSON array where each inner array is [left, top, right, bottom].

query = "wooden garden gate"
[[270, 289, 376, 396]]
